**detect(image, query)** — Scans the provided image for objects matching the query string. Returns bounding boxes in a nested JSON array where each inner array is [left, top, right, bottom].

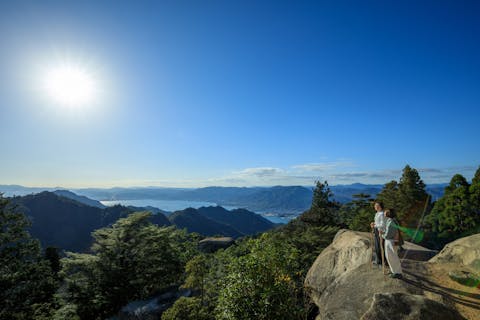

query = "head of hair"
[[374, 201, 384, 210], [384, 208, 396, 218]]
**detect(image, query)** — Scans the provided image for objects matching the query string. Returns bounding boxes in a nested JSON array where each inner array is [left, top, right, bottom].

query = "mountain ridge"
[[8, 191, 274, 252], [2, 183, 448, 216]]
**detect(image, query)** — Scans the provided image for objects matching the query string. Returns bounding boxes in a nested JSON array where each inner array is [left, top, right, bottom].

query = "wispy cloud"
[[292, 161, 354, 172], [234, 167, 284, 178], [56, 164, 478, 188]]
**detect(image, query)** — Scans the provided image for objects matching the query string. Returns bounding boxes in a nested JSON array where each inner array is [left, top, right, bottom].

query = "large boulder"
[[113, 287, 192, 320], [429, 233, 480, 270], [304, 229, 467, 320], [361, 293, 465, 320], [198, 237, 234, 253]]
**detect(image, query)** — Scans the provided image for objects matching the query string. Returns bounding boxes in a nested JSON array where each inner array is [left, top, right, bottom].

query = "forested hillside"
[[1, 165, 479, 319]]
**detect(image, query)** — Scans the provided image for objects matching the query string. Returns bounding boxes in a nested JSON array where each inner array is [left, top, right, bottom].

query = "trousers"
[[384, 239, 402, 274]]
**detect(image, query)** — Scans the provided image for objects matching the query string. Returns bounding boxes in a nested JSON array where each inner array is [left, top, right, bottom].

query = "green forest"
[[1, 165, 479, 320]]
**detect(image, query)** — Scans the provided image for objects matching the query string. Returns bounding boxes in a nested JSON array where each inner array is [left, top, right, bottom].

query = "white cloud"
[[234, 167, 284, 178], [64, 164, 478, 188], [292, 161, 354, 172]]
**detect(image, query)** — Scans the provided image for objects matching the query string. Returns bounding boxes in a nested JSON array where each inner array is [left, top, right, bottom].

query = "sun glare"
[[44, 65, 96, 107]]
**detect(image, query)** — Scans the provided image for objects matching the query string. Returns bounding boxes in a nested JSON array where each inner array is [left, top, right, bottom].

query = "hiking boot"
[[389, 273, 403, 279]]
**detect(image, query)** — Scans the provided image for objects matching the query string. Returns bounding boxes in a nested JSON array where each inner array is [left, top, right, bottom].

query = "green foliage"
[[299, 181, 339, 226], [270, 219, 339, 270], [161, 297, 211, 320], [52, 303, 81, 320], [339, 193, 375, 232], [470, 167, 480, 215], [45, 247, 62, 275], [215, 233, 304, 320], [60, 212, 198, 319], [182, 254, 208, 304], [0, 196, 58, 320], [376, 165, 430, 229], [425, 170, 480, 245]]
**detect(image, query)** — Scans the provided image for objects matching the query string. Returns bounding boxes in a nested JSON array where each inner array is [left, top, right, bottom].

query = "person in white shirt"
[[370, 201, 386, 266], [382, 209, 403, 279]]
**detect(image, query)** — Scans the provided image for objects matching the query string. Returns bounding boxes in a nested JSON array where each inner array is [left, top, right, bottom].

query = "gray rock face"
[[361, 293, 465, 320], [304, 229, 465, 320], [114, 287, 192, 320], [198, 237, 235, 253], [429, 233, 480, 270]]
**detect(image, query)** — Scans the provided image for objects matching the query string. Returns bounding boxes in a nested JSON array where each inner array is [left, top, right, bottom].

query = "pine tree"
[[397, 165, 430, 227], [426, 171, 480, 244], [348, 193, 375, 232], [377, 165, 429, 229], [376, 180, 401, 211], [469, 166, 480, 217], [299, 181, 339, 226], [0, 196, 57, 319], [61, 212, 197, 319]]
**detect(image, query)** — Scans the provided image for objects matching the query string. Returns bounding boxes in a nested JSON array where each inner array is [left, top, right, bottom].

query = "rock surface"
[[198, 236, 235, 253], [429, 233, 480, 270], [112, 287, 192, 320], [361, 293, 465, 320], [305, 229, 477, 320]]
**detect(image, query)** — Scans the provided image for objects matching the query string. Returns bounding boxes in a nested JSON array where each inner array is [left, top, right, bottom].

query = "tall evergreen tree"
[[61, 212, 197, 319], [376, 180, 400, 211], [299, 181, 339, 226], [426, 171, 480, 243], [397, 165, 430, 227], [339, 193, 375, 232], [0, 196, 57, 320], [469, 166, 480, 217], [377, 165, 429, 228]]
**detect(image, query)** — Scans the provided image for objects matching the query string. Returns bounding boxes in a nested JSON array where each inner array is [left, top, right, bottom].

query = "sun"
[[44, 65, 97, 107]]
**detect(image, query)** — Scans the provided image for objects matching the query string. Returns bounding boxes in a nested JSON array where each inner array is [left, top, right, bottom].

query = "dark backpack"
[[393, 218, 404, 247]]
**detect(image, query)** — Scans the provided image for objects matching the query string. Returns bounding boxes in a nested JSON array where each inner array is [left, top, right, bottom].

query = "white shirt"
[[374, 211, 386, 233]]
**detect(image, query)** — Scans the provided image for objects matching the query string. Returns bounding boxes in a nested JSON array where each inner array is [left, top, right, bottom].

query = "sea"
[[100, 199, 292, 224]]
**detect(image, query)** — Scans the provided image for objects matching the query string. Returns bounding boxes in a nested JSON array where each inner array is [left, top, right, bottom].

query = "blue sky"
[[0, 0, 479, 188]]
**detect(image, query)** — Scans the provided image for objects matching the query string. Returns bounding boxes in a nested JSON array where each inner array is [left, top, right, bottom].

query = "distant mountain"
[[425, 183, 448, 201], [9, 192, 170, 252], [0, 184, 57, 197], [168, 208, 244, 238], [3, 183, 449, 218], [53, 189, 106, 208], [197, 206, 274, 235], [126, 205, 171, 216], [329, 184, 383, 203], [7, 191, 274, 251], [168, 206, 275, 238], [227, 186, 313, 213], [12, 192, 107, 252]]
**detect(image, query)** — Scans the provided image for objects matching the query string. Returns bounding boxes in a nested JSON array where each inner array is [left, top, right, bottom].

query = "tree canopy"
[[425, 168, 480, 245], [0, 196, 58, 320], [376, 165, 430, 229], [60, 211, 197, 319]]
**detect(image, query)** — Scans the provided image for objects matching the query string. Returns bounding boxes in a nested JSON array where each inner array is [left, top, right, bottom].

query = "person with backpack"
[[382, 209, 403, 279]]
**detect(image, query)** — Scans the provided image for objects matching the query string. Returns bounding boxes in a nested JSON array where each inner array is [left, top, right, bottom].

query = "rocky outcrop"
[[361, 293, 464, 320], [198, 237, 235, 253], [304, 229, 477, 320], [429, 233, 480, 270], [114, 287, 192, 320]]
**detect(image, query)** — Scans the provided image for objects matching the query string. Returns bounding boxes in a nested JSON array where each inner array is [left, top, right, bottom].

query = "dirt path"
[[401, 259, 480, 320]]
